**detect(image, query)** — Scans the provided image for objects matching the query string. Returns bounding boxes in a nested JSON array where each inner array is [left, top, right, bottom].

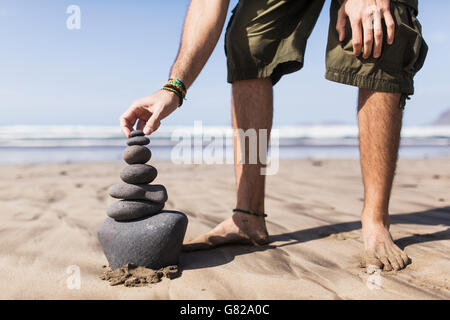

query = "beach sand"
[[0, 159, 448, 299]]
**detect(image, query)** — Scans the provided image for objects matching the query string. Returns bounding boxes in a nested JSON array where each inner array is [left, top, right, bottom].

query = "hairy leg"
[[358, 89, 409, 271], [183, 78, 272, 251]]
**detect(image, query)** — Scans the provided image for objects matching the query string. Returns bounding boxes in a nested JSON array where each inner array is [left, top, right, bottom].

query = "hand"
[[120, 90, 180, 137], [336, 0, 395, 59]]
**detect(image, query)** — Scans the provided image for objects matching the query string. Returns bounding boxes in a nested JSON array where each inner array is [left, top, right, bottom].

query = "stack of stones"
[[98, 130, 188, 270]]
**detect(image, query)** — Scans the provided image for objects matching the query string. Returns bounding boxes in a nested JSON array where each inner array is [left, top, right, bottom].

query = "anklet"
[[233, 208, 267, 217]]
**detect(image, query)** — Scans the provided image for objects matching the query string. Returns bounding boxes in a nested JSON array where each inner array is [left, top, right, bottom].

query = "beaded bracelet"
[[169, 77, 186, 92], [161, 77, 187, 107], [167, 80, 186, 96], [233, 208, 268, 217]]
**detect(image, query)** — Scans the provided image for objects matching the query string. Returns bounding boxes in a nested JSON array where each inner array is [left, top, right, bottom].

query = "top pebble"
[[130, 130, 145, 138]]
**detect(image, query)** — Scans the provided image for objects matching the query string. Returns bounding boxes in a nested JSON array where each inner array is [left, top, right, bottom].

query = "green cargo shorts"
[[225, 0, 428, 107]]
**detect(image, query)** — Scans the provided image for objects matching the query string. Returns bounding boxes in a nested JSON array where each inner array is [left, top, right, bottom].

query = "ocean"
[[0, 125, 449, 164]]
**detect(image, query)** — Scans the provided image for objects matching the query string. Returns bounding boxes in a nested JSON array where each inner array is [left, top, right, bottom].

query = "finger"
[[372, 9, 383, 58], [336, 7, 348, 42], [120, 122, 131, 138], [120, 108, 138, 137], [383, 9, 395, 45], [362, 16, 374, 59], [143, 113, 161, 135], [136, 119, 146, 131], [121, 101, 153, 137], [350, 18, 363, 56]]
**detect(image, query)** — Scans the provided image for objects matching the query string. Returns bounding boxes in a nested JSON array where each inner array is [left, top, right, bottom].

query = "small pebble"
[[127, 136, 150, 146], [106, 200, 164, 221], [120, 164, 157, 184], [130, 130, 145, 137], [108, 184, 168, 203], [123, 145, 151, 165]]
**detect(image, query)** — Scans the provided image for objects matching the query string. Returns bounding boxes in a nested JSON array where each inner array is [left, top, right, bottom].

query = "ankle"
[[232, 212, 265, 225], [361, 208, 390, 228]]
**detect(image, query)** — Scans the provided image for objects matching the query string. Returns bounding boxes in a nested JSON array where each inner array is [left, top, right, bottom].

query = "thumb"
[[143, 113, 161, 135]]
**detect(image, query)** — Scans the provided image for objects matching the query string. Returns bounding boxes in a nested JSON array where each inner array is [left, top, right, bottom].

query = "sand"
[[100, 264, 180, 287], [0, 159, 448, 299]]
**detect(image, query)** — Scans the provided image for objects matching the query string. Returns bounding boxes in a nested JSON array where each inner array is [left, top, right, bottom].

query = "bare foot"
[[182, 212, 269, 252], [361, 216, 409, 272]]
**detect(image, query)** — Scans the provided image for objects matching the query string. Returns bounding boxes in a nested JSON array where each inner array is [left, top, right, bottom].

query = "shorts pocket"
[[377, 23, 417, 73], [377, 6, 427, 76], [411, 37, 428, 75]]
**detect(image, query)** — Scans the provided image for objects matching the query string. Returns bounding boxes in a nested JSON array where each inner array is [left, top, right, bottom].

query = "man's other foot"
[[182, 212, 269, 252], [361, 216, 410, 272]]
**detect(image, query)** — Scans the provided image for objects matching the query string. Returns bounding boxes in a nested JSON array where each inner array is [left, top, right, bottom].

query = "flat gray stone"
[[108, 184, 168, 203], [120, 164, 157, 184], [98, 211, 188, 269], [107, 200, 164, 221], [123, 145, 151, 165], [127, 136, 150, 146], [130, 130, 145, 137]]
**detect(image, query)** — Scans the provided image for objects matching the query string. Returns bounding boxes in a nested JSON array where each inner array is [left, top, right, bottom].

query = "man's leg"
[[183, 78, 272, 251], [358, 89, 409, 271]]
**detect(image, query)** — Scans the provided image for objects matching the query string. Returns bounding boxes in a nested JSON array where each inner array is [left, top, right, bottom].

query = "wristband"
[[161, 77, 187, 107]]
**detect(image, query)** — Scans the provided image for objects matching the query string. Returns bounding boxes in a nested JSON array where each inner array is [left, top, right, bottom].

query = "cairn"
[[98, 130, 188, 270]]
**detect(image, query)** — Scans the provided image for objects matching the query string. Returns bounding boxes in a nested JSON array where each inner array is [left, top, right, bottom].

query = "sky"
[[0, 0, 449, 127]]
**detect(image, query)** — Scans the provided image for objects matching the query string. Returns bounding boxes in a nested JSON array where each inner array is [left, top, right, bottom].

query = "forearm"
[[170, 0, 230, 89]]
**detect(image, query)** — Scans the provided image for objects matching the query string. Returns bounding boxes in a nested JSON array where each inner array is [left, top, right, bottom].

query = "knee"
[[358, 89, 403, 112], [358, 89, 401, 102], [232, 78, 273, 91]]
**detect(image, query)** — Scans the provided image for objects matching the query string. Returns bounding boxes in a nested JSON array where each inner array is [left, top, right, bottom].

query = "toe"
[[249, 236, 269, 246], [182, 235, 214, 252], [380, 256, 393, 271], [386, 247, 403, 270], [392, 248, 406, 269], [375, 250, 393, 271], [182, 242, 212, 252], [395, 254, 405, 269], [387, 254, 401, 271], [393, 246, 410, 267], [375, 246, 393, 271], [363, 251, 383, 270], [400, 250, 410, 266]]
